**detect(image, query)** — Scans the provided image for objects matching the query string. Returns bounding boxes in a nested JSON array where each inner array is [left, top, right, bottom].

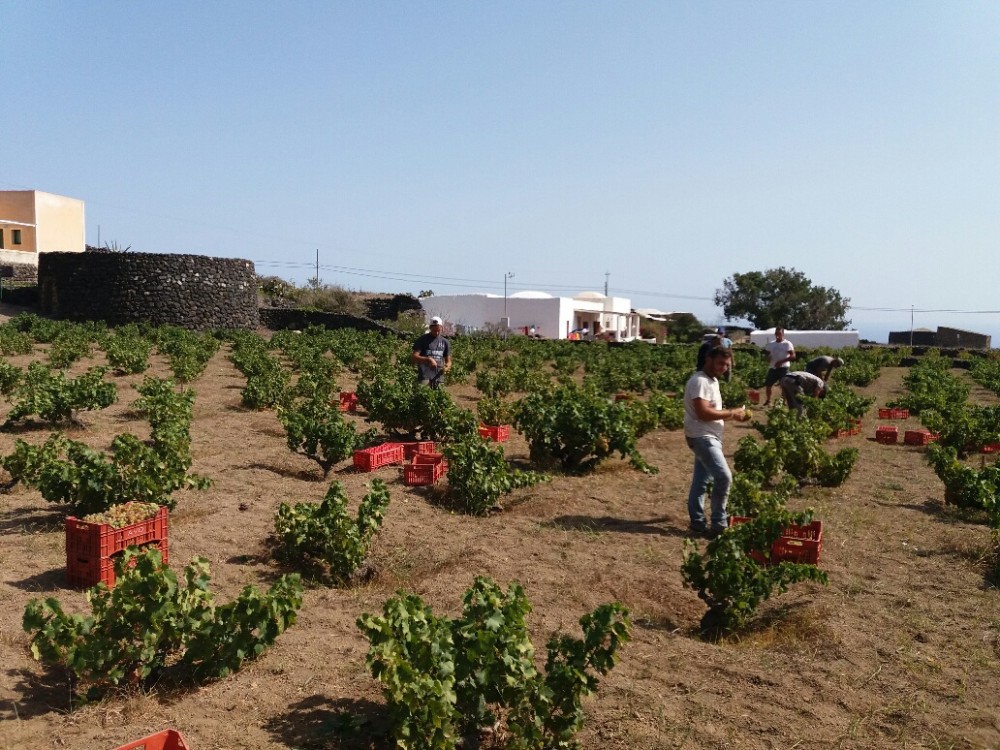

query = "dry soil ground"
[[1, 329, 999, 750]]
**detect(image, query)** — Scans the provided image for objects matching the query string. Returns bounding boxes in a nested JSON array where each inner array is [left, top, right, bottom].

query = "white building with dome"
[[419, 290, 641, 340]]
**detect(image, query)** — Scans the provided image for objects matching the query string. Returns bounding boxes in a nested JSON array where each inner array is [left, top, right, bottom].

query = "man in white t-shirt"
[[683, 345, 749, 537], [762, 328, 795, 406]]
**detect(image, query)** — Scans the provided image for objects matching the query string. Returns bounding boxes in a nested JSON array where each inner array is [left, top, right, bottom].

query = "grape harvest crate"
[[730, 516, 823, 565], [904, 429, 938, 446], [67, 539, 169, 590], [338, 391, 359, 412], [478, 424, 511, 442], [66, 506, 169, 589], [353, 443, 406, 472], [834, 418, 863, 438], [747, 389, 761, 405], [403, 453, 448, 486], [112, 729, 189, 750], [875, 426, 899, 445], [980, 443, 1000, 454], [878, 407, 910, 420], [400, 441, 436, 459]]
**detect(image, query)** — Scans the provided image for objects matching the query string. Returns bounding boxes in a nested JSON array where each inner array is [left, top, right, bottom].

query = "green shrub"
[[681, 511, 828, 633], [514, 382, 654, 474], [273, 480, 390, 584], [441, 436, 549, 515], [23, 548, 302, 695], [358, 577, 630, 750]]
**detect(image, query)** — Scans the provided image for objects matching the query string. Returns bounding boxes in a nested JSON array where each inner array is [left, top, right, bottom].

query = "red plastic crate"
[[730, 517, 823, 565], [353, 443, 406, 471], [477, 424, 511, 442], [981, 443, 1000, 454], [747, 389, 761, 404], [338, 391, 359, 412], [875, 426, 899, 445], [66, 506, 168, 563], [878, 407, 909, 420], [400, 441, 436, 459], [403, 453, 448, 486], [904, 429, 936, 446], [112, 729, 189, 750], [67, 539, 169, 589], [834, 419, 863, 438]]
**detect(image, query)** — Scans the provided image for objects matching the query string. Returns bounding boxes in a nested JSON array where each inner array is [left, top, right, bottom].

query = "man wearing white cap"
[[411, 316, 452, 388]]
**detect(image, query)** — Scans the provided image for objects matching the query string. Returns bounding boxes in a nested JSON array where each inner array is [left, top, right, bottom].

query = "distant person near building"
[[762, 328, 795, 406], [780, 370, 827, 417], [683, 345, 749, 537], [805, 355, 844, 382], [411, 316, 451, 388]]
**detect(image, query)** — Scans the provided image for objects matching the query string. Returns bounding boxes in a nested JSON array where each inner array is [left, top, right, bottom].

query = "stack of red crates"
[[875, 425, 899, 444], [338, 392, 359, 412], [403, 453, 448, 486], [400, 441, 436, 459], [730, 516, 823, 565], [65, 506, 169, 589], [904, 429, 938, 446], [353, 443, 406, 472]]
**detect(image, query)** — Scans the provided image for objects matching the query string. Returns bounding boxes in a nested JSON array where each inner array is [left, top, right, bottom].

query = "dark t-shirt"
[[412, 333, 450, 381]]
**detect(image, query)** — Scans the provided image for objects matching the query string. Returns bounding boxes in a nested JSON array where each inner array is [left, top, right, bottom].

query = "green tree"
[[714, 267, 850, 330], [664, 313, 707, 343]]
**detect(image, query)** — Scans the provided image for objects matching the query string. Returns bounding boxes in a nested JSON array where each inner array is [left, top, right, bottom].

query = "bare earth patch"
[[1, 342, 998, 750]]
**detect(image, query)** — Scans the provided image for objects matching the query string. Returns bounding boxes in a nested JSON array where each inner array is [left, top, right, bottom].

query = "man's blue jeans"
[[685, 435, 732, 531]]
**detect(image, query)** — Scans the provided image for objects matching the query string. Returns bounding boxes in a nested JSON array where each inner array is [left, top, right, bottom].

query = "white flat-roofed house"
[[420, 291, 642, 340]]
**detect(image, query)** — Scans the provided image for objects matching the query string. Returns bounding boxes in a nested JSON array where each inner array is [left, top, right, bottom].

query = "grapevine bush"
[[3, 363, 117, 428], [23, 548, 303, 695], [441, 435, 549, 515], [681, 511, 828, 633], [514, 382, 655, 474], [358, 577, 631, 750], [273, 479, 390, 584]]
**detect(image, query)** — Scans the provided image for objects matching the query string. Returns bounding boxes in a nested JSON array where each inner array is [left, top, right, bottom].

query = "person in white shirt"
[[683, 345, 749, 537], [762, 328, 795, 406]]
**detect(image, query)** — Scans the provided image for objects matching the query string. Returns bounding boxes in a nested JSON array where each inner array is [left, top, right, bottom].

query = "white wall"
[[421, 294, 565, 337], [749, 329, 860, 349]]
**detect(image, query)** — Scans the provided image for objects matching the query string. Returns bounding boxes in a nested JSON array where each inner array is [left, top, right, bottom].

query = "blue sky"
[[4, 1, 1000, 343]]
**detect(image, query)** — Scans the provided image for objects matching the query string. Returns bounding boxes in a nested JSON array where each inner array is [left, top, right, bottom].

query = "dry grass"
[[1, 352, 999, 749]]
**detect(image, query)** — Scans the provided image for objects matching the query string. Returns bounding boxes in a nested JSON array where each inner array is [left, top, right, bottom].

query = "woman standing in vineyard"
[[683, 346, 748, 537]]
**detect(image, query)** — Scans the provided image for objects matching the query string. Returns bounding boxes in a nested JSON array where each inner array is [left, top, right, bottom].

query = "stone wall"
[[37, 251, 258, 330], [258, 307, 404, 337], [364, 293, 423, 320]]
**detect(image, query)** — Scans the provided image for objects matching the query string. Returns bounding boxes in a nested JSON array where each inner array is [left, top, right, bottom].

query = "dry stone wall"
[[38, 251, 258, 330]]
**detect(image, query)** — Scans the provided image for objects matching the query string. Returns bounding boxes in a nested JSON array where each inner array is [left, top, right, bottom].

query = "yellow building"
[[0, 190, 85, 266]]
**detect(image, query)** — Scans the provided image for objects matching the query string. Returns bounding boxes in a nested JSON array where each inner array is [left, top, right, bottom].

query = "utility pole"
[[504, 271, 515, 318], [604, 271, 609, 296], [315, 249, 320, 287], [910, 305, 914, 346]]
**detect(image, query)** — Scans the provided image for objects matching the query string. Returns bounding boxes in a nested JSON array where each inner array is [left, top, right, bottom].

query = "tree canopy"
[[713, 267, 850, 330]]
